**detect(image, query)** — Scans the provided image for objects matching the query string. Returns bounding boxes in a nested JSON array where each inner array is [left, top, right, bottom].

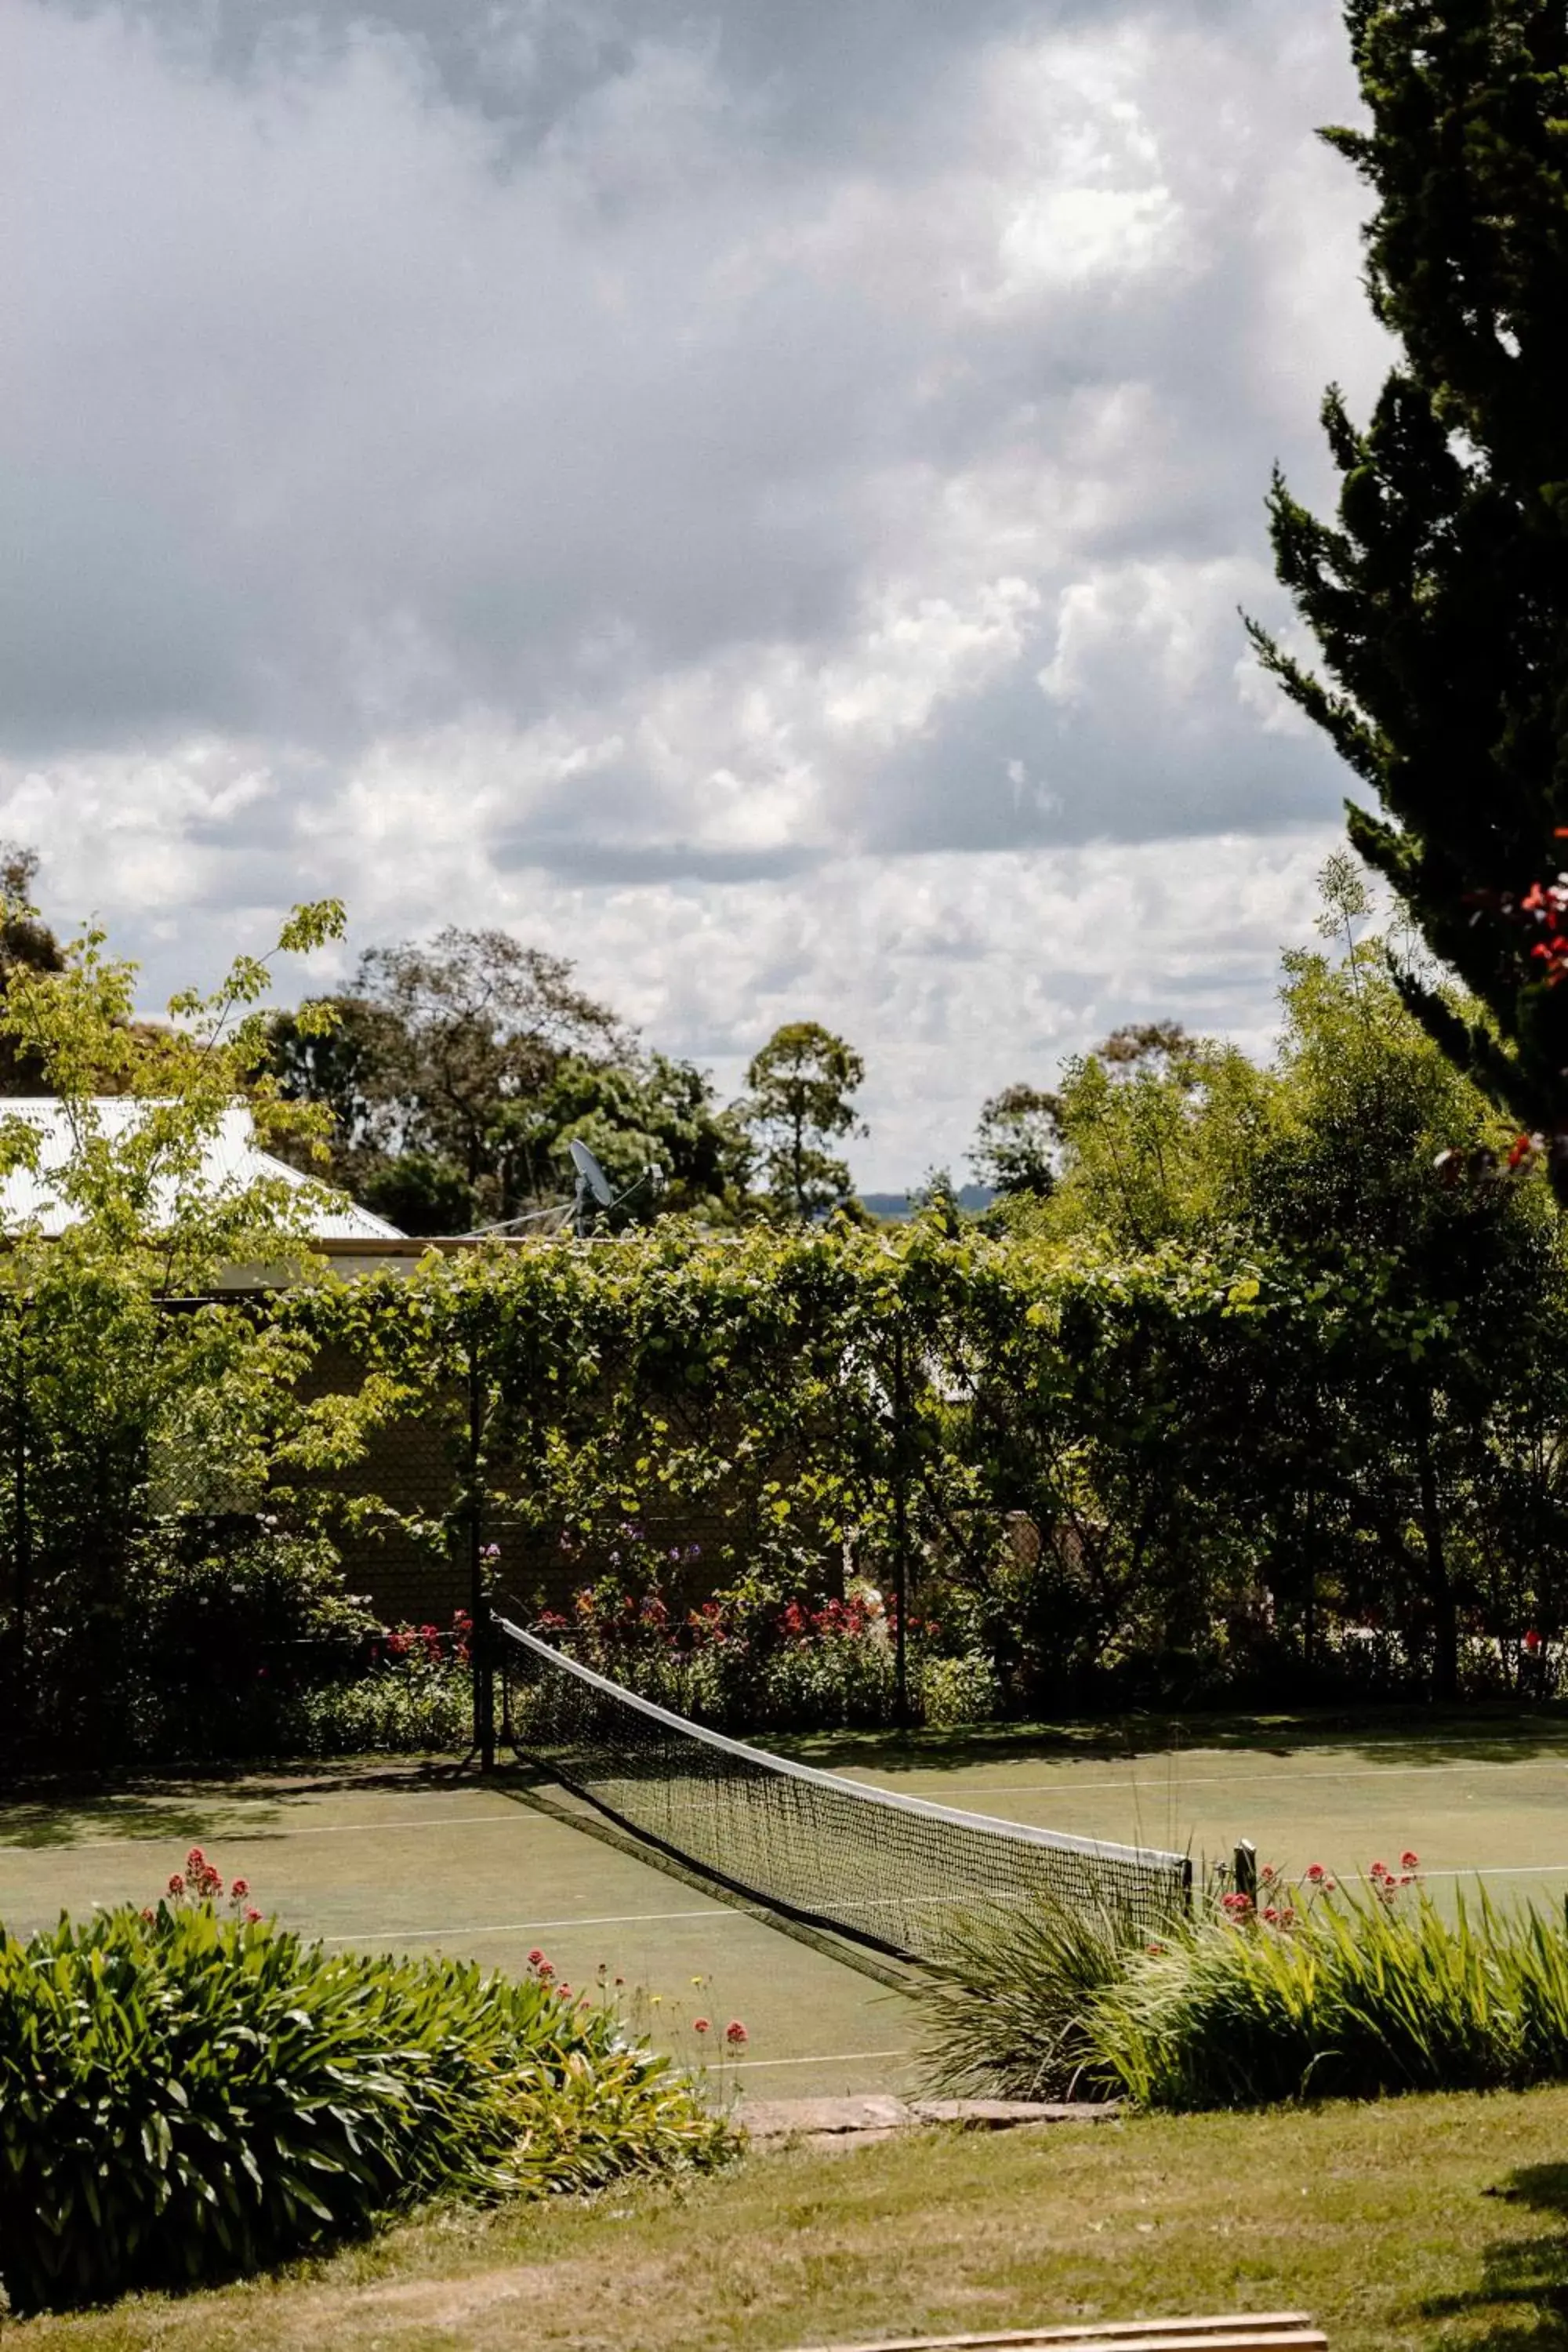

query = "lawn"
[[9, 2085, 1568, 2349]]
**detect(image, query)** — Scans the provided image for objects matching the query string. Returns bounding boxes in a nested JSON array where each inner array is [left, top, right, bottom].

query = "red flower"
[[693, 2017, 710, 2034], [140, 1907, 156, 1924], [230, 1878, 249, 1901], [1370, 1860, 1388, 1879], [1305, 1864, 1326, 1884], [536, 1960, 555, 1980], [1262, 1906, 1279, 1924], [167, 1874, 184, 1897], [528, 1948, 545, 1966], [724, 2020, 748, 2045], [1400, 1850, 1420, 1871], [245, 1907, 262, 1924]]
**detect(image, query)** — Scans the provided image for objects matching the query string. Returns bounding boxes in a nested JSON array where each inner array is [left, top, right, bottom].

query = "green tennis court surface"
[[5, 1713, 1568, 2100]]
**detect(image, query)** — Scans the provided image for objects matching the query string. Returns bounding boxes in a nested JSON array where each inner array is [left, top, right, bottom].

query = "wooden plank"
[[786, 2320, 1325, 2352]]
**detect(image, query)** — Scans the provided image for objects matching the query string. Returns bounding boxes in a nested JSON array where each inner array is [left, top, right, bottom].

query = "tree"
[[0, 846, 67, 1094], [488, 1051, 753, 1225], [1034, 1025, 1271, 1252], [268, 927, 630, 1230], [1249, 0, 1568, 1192], [741, 1022, 866, 1222], [969, 1084, 1062, 1197]]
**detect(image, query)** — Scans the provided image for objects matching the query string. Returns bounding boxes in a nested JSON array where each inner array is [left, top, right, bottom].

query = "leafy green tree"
[[489, 1051, 751, 1225], [268, 927, 630, 1231], [741, 1021, 866, 1221], [0, 880, 372, 1754], [1037, 1027, 1272, 1252], [969, 1084, 1062, 1198], [1249, 0, 1568, 1190]]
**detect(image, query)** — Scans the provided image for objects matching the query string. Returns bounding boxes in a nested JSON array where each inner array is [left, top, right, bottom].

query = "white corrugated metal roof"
[[0, 1100, 402, 1242]]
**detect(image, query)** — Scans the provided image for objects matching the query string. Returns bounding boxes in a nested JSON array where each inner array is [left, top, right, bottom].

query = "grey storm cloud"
[[3, 0, 1397, 1179]]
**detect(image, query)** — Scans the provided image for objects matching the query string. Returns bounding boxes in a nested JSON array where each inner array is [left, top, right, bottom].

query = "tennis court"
[[5, 1705, 1568, 2101]]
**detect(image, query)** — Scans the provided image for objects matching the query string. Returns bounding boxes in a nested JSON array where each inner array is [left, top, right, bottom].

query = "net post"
[[1181, 1853, 1194, 1918], [1233, 1838, 1257, 1906]]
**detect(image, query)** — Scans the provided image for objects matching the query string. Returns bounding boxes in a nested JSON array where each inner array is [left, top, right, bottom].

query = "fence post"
[[10, 1298, 27, 1749], [891, 1322, 910, 1732], [466, 1332, 495, 1773]]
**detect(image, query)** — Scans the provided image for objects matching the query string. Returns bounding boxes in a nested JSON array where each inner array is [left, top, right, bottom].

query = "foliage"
[[0, 880, 386, 1762], [531, 1584, 927, 1733], [739, 1021, 866, 1221], [916, 1891, 1144, 2102], [96, 1526, 377, 1760], [0, 1886, 728, 2314], [968, 1083, 1061, 1198], [489, 1051, 752, 1227], [920, 1863, 1568, 2115], [1094, 1871, 1568, 2111], [1249, 0, 1568, 1191]]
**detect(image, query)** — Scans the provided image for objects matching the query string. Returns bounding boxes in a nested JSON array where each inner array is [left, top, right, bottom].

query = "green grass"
[[7, 2085, 1568, 2348]]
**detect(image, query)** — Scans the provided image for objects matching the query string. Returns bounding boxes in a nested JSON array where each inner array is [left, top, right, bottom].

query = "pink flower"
[[245, 1907, 262, 1924], [1370, 1860, 1388, 1879], [1263, 1906, 1279, 1924], [528, 1948, 545, 1966], [536, 1961, 555, 1981], [1221, 1892, 1253, 1915], [693, 2017, 710, 2034], [1305, 1864, 1326, 1884], [167, 1874, 184, 1897], [230, 1878, 249, 1901], [725, 2020, 748, 2046], [1400, 1850, 1420, 1871], [140, 1907, 156, 1924], [1259, 1864, 1277, 1885]]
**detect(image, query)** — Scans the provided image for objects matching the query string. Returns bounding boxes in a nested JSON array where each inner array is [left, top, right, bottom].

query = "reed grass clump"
[[917, 1864, 1568, 2113]]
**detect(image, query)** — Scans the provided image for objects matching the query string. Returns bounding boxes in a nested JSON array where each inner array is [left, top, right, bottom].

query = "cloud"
[[4, 0, 1393, 1175]]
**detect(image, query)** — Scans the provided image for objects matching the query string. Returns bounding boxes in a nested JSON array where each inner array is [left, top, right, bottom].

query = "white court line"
[[321, 1906, 735, 1943], [857, 1758, 1568, 1798], [0, 1812, 531, 1856], [729, 2049, 910, 2072]]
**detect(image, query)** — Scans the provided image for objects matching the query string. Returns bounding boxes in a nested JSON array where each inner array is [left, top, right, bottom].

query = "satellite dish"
[[569, 1137, 615, 1206]]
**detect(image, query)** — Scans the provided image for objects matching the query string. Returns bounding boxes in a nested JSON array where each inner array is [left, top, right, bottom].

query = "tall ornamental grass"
[[0, 1888, 729, 2314], [915, 1893, 1150, 2102], [918, 1866, 1568, 2113]]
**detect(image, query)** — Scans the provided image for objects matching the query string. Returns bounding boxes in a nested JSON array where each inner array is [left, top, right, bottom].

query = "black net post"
[[1233, 1838, 1258, 1906]]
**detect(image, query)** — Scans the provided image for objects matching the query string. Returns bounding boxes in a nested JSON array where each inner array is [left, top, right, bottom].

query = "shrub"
[[1090, 1877, 1568, 2110], [277, 1661, 470, 1755], [918, 1653, 1002, 1729], [0, 1884, 729, 2313], [916, 1862, 1568, 2114]]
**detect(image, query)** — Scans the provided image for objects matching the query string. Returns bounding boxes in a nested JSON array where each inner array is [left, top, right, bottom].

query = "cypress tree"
[[1251, 0, 1568, 1189]]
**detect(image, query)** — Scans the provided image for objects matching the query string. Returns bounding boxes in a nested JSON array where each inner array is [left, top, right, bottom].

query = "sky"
[[4, 0, 1392, 1186]]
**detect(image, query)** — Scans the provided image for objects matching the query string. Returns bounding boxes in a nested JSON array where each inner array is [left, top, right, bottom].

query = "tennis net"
[[495, 1616, 1191, 1963]]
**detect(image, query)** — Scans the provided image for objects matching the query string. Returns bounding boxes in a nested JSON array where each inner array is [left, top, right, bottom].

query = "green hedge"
[[0, 1899, 730, 2313]]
